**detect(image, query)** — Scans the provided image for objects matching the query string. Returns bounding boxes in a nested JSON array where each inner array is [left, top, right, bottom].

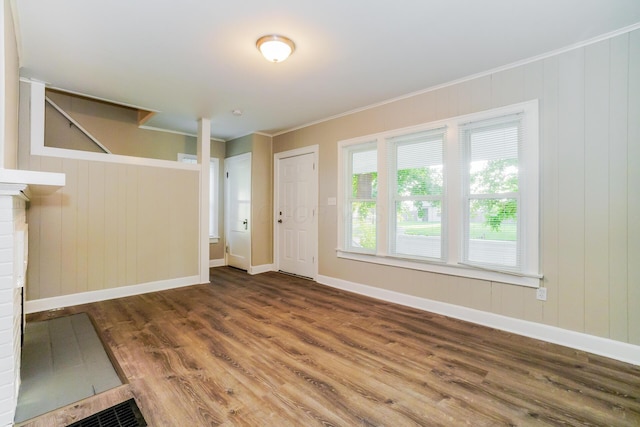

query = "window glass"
[[389, 130, 444, 260], [347, 144, 377, 252], [463, 117, 521, 269]]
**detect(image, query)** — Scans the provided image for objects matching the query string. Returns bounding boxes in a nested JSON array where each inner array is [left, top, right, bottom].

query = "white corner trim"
[[209, 258, 226, 268], [316, 274, 640, 366], [249, 264, 275, 275], [25, 275, 201, 314]]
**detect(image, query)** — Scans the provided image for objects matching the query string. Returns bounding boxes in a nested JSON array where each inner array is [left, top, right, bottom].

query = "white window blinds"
[[387, 128, 446, 260], [460, 114, 522, 271], [346, 142, 378, 252]]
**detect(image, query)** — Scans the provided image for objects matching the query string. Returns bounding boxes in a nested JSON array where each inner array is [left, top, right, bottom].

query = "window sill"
[[336, 250, 541, 288], [210, 237, 220, 244]]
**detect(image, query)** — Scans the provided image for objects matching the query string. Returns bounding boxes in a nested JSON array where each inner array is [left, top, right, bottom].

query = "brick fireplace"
[[0, 171, 64, 426]]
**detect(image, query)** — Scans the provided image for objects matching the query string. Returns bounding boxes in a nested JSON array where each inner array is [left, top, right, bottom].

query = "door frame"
[[273, 145, 319, 280], [225, 152, 252, 270]]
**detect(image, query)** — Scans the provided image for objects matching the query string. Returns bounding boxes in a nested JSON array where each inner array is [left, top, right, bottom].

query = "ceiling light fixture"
[[256, 34, 295, 63]]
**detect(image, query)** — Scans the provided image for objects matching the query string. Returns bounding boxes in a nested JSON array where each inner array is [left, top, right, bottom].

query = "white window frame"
[[387, 128, 446, 261], [337, 100, 541, 287], [178, 153, 220, 242], [344, 141, 378, 254]]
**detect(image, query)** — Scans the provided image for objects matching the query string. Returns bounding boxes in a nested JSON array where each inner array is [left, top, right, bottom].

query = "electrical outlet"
[[536, 287, 547, 301]]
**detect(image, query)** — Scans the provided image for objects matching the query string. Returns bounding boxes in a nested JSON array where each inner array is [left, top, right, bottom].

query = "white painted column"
[[197, 118, 211, 284]]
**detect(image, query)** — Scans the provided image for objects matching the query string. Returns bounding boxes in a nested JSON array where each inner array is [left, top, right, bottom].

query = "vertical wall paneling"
[[412, 90, 437, 125], [465, 278, 492, 312], [116, 164, 128, 287], [26, 191, 40, 300], [125, 165, 138, 286], [87, 161, 106, 291], [584, 40, 611, 338], [155, 168, 171, 281], [76, 160, 89, 293], [456, 80, 474, 116], [168, 169, 182, 278], [627, 30, 640, 345], [434, 86, 458, 121], [490, 66, 525, 108], [557, 48, 586, 333], [497, 282, 526, 319], [469, 75, 492, 114], [37, 157, 63, 298], [104, 162, 119, 289], [136, 167, 155, 284], [540, 56, 560, 326], [18, 83, 32, 171], [607, 34, 629, 342], [60, 159, 78, 295]]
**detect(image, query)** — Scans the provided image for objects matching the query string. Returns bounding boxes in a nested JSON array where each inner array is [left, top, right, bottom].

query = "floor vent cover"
[[66, 399, 147, 427]]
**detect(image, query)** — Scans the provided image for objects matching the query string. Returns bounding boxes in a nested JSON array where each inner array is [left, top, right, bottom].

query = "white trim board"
[[316, 275, 640, 366], [249, 264, 275, 275], [25, 275, 202, 314], [210, 258, 226, 268]]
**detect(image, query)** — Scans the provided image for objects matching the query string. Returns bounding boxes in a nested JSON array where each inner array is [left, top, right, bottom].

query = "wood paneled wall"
[[273, 30, 640, 345], [23, 155, 199, 300]]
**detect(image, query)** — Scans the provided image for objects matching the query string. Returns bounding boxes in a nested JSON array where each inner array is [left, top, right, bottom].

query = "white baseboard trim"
[[316, 274, 640, 366], [25, 275, 201, 314], [209, 259, 226, 268], [249, 264, 275, 275]]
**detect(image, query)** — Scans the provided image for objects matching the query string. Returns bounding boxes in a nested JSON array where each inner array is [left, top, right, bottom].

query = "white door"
[[276, 151, 317, 278], [225, 153, 251, 270]]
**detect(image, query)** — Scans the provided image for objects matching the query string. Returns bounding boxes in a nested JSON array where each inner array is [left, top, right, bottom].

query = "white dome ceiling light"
[[256, 34, 295, 63]]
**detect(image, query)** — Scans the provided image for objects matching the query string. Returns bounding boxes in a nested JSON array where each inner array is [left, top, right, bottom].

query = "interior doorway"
[[225, 153, 252, 271]]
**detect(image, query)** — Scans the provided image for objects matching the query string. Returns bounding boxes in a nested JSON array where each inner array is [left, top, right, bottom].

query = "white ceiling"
[[14, 1, 640, 141]]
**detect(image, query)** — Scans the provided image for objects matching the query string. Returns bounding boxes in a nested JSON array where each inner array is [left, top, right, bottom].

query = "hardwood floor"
[[21, 267, 640, 426]]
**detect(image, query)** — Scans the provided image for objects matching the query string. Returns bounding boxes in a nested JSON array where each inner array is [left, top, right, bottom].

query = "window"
[[337, 100, 540, 287], [388, 128, 445, 260], [461, 114, 521, 271], [345, 142, 378, 253], [178, 154, 220, 241]]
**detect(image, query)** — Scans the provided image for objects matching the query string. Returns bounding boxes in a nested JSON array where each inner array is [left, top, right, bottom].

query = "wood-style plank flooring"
[[21, 267, 640, 426]]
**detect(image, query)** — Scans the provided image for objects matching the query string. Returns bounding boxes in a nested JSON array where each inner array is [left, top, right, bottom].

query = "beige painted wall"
[[226, 134, 252, 157], [20, 153, 200, 300], [2, 0, 19, 168], [226, 133, 273, 268], [45, 90, 197, 161], [251, 133, 273, 267], [19, 83, 201, 300], [274, 30, 640, 346], [43, 89, 226, 262]]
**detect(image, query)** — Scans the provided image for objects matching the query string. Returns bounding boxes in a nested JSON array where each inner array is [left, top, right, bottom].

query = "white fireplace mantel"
[[0, 168, 65, 197]]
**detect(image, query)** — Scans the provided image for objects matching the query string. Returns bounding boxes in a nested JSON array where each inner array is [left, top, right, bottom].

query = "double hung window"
[[338, 100, 539, 287], [461, 114, 521, 271], [388, 129, 445, 260], [345, 142, 378, 253]]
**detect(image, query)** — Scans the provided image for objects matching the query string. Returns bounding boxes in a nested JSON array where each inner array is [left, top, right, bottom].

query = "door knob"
[[243, 219, 248, 230], [278, 219, 282, 223]]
